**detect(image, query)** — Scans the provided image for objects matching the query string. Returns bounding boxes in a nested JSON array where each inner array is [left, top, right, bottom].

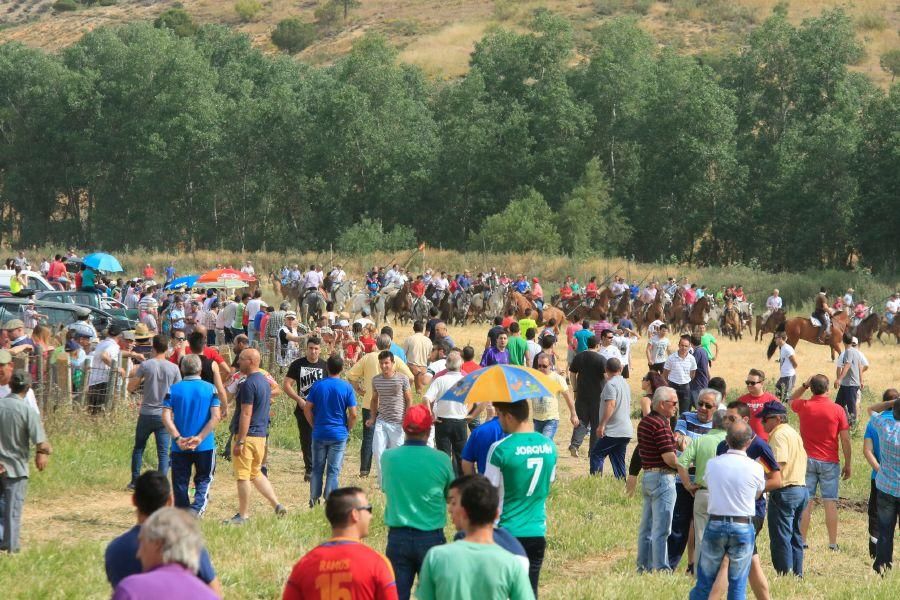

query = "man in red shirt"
[[738, 368, 779, 441], [410, 276, 426, 298], [283, 486, 398, 600], [142, 264, 156, 280], [790, 374, 852, 551], [47, 254, 67, 283]]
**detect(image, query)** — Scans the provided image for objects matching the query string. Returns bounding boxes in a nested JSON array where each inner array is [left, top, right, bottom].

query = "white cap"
[[851, 336, 859, 345], [338, 319, 350, 327]]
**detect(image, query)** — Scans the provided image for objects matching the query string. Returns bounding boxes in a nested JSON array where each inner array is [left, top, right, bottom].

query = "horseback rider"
[[365, 269, 380, 298], [585, 276, 599, 307], [328, 263, 346, 301], [431, 271, 449, 303], [887, 292, 899, 327], [813, 287, 831, 343], [531, 277, 544, 310], [852, 300, 869, 329], [512, 273, 530, 295], [762, 288, 783, 327], [559, 277, 573, 301], [611, 276, 628, 299]]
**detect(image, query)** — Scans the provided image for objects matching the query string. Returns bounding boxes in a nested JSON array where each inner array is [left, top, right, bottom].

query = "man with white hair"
[[111, 507, 218, 599], [425, 350, 471, 475], [162, 354, 221, 517], [635, 386, 680, 573], [690, 421, 765, 600], [762, 289, 783, 325]]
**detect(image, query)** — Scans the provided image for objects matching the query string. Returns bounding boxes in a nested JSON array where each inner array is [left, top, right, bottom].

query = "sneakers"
[[359, 471, 370, 478], [223, 513, 247, 525], [125, 482, 136, 492], [304, 472, 312, 482], [569, 447, 579, 458], [275, 503, 288, 517]]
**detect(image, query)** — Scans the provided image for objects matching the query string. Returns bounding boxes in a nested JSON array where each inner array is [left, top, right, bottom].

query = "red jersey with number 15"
[[283, 538, 398, 600]]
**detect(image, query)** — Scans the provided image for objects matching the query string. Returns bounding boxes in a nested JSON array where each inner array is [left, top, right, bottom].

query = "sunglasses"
[[354, 504, 373, 514], [698, 402, 716, 409], [174, 337, 186, 341], [537, 364, 551, 369], [745, 380, 761, 386]]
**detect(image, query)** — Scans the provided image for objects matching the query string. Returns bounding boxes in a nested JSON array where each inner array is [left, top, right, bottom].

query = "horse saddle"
[[809, 316, 822, 327]]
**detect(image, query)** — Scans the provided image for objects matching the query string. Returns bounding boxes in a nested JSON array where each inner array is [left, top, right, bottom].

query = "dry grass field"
[[2, 277, 899, 598], [1, 0, 897, 86]]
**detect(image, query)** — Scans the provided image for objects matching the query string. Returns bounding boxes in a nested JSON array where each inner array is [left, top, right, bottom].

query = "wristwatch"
[[173, 436, 182, 442]]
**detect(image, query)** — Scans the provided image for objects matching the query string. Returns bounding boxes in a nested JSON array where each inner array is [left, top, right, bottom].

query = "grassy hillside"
[[1, 0, 898, 86]]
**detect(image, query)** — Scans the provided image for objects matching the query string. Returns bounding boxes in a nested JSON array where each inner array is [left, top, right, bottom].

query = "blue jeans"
[[690, 519, 756, 600], [360, 408, 375, 475], [806, 458, 840, 500], [768, 485, 809, 576], [636, 471, 676, 572], [131, 413, 170, 484], [310, 438, 347, 505], [171, 450, 215, 517], [875, 489, 900, 573], [386, 527, 445, 600], [533, 419, 559, 441], [589, 436, 630, 478]]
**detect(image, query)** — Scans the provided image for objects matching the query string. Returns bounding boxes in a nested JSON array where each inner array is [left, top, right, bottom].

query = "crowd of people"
[[0, 255, 898, 599]]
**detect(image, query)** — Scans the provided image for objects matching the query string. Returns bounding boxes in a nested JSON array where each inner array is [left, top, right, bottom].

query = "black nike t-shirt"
[[286, 357, 327, 414]]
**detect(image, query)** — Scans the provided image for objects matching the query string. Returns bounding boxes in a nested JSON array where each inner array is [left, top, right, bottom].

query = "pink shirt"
[[566, 323, 582, 351]]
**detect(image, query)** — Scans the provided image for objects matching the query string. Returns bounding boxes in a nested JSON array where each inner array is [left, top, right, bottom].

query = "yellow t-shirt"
[[346, 351, 414, 410], [767, 422, 808, 487], [529, 371, 568, 421], [518, 319, 538, 339]]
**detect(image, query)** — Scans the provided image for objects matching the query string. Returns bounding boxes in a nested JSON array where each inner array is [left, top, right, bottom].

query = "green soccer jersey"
[[484, 432, 557, 537], [506, 336, 528, 366]]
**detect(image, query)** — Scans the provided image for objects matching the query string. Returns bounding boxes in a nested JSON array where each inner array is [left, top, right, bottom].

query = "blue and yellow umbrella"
[[438, 364, 563, 405]]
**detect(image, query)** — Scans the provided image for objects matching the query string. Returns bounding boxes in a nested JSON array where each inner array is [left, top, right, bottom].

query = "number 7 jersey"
[[484, 432, 558, 538]]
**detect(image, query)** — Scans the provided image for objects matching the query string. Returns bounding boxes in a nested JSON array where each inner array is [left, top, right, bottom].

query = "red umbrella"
[[195, 268, 256, 288]]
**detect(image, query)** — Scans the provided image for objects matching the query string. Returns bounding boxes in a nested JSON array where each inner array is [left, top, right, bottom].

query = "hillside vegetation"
[[1, 0, 898, 87]]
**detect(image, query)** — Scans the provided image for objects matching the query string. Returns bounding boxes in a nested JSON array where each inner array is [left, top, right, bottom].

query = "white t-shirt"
[[525, 340, 542, 366], [246, 298, 266, 323], [647, 320, 665, 341], [425, 371, 467, 419], [241, 265, 255, 275], [330, 269, 346, 283], [766, 295, 783, 310], [705, 450, 765, 517], [614, 335, 638, 366], [426, 359, 447, 377], [778, 343, 796, 378], [88, 338, 121, 386], [599, 345, 620, 362], [0, 385, 39, 415], [886, 299, 899, 314]]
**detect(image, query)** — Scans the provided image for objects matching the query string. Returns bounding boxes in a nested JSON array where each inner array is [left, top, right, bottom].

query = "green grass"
[[4, 394, 900, 598]]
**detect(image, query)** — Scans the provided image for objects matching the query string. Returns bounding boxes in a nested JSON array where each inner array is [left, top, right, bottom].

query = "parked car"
[[36, 290, 139, 322], [0, 270, 54, 295], [0, 297, 134, 334]]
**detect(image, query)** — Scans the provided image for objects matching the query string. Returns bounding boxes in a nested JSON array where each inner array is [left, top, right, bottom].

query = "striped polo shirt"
[[371, 373, 410, 425], [637, 411, 677, 470], [664, 351, 697, 385]]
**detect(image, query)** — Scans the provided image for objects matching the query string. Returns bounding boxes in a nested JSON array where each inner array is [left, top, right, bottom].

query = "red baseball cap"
[[402, 404, 434, 434], [532, 277, 539, 283]]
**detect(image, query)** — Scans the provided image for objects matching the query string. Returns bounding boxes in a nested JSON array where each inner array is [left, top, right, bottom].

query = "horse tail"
[[766, 321, 786, 359]]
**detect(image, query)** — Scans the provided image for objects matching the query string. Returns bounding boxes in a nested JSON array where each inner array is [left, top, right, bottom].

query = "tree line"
[[0, 8, 897, 273]]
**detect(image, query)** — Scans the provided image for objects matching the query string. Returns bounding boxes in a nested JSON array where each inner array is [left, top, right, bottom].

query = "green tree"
[[271, 18, 316, 53], [881, 49, 900, 82], [556, 158, 631, 256], [154, 8, 198, 38], [337, 218, 417, 254], [234, 0, 263, 23], [470, 188, 562, 253]]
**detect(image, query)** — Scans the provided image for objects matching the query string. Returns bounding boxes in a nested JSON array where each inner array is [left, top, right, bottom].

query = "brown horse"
[[853, 312, 879, 346], [595, 288, 614, 312], [877, 315, 899, 344], [722, 305, 743, 340], [504, 291, 565, 335], [637, 298, 665, 334], [687, 296, 712, 330], [611, 293, 631, 318], [559, 297, 606, 323], [667, 288, 687, 332], [755, 309, 786, 342], [767, 311, 849, 360], [387, 282, 412, 325]]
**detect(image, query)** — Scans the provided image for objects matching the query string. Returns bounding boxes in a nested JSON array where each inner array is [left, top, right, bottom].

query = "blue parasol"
[[82, 252, 123, 273], [164, 275, 200, 290]]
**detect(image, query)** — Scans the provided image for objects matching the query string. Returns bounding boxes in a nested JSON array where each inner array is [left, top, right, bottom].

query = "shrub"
[[234, 0, 263, 23], [337, 218, 417, 254], [595, 0, 625, 16], [493, 0, 518, 21], [98, 0, 117, 5], [52, 0, 79, 11], [314, 0, 343, 29], [880, 49, 900, 80], [154, 8, 198, 37], [470, 188, 562, 254], [271, 18, 317, 53], [855, 13, 888, 31]]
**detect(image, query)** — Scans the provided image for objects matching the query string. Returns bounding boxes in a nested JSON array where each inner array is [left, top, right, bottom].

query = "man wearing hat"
[[0, 350, 38, 415], [86, 325, 126, 415], [0, 370, 51, 553], [381, 404, 454, 600], [22, 301, 47, 333], [834, 332, 869, 427], [4, 320, 33, 355], [759, 400, 808, 577]]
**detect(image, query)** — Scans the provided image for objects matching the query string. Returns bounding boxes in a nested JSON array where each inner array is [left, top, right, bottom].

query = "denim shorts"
[[806, 458, 840, 500]]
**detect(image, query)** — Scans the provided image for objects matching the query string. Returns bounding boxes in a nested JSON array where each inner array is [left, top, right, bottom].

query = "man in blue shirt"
[[573, 320, 593, 354], [304, 355, 358, 507], [226, 348, 286, 524], [864, 389, 898, 558], [460, 414, 506, 475], [162, 354, 221, 517], [865, 389, 900, 573], [105, 471, 220, 595], [381, 326, 408, 364]]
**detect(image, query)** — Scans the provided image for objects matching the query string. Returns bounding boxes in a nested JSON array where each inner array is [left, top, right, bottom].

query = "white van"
[[0, 270, 54, 292]]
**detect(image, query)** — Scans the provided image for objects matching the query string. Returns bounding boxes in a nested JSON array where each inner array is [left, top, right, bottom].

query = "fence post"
[[80, 362, 91, 409], [56, 358, 71, 411], [35, 351, 47, 414]]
